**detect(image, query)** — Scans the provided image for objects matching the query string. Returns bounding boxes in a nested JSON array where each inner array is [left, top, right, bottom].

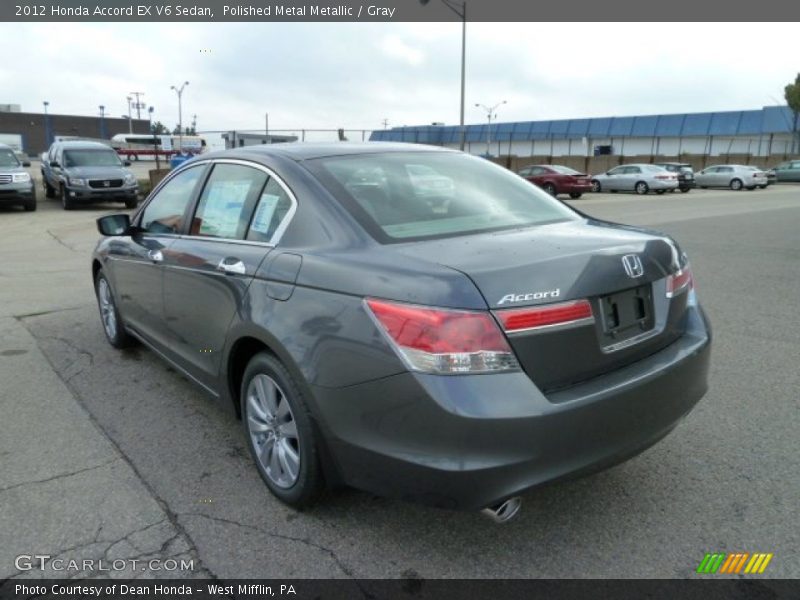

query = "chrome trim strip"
[[601, 327, 661, 353], [505, 316, 595, 335]]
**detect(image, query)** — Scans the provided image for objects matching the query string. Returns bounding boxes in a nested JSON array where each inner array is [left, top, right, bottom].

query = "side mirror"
[[50, 161, 60, 168], [22, 161, 31, 167], [123, 161, 132, 167], [97, 214, 132, 236]]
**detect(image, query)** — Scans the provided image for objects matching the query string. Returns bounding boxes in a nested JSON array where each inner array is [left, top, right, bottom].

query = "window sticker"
[[250, 193, 281, 235]]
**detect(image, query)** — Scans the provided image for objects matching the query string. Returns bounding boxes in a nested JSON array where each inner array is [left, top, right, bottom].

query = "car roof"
[[0, 143, 13, 151], [56, 141, 115, 150], [655, 162, 691, 167], [202, 142, 455, 162]]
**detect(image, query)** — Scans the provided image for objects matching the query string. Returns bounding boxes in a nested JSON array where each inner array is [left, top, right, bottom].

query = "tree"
[[785, 73, 800, 154], [150, 121, 169, 135]]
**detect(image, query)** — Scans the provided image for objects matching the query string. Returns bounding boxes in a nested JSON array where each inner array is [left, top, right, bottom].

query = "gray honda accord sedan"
[[92, 143, 711, 520]]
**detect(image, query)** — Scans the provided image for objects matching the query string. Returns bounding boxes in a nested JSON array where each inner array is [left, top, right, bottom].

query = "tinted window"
[[63, 149, 121, 167], [246, 178, 294, 243], [309, 152, 577, 242], [607, 167, 624, 175], [190, 163, 267, 239], [141, 166, 205, 234], [518, 167, 532, 176]]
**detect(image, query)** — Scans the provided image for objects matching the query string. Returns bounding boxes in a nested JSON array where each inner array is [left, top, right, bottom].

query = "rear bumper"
[[559, 183, 593, 194], [313, 304, 711, 510], [650, 180, 679, 190]]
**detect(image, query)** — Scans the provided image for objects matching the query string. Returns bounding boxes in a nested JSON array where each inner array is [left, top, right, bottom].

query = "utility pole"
[[170, 81, 190, 152], [126, 96, 133, 134], [474, 100, 507, 157], [381, 118, 390, 129], [130, 91, 145, 120], [265, 112, 269, 138], [98, 105, 106, 139]]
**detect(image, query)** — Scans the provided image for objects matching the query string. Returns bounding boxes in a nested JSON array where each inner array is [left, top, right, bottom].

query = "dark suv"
[[654, 162, 695, 193], [0, 144, 36, 211], [42, 141, 139, 210]]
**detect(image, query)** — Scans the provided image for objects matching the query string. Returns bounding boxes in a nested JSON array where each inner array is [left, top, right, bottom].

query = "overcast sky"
[[1, 22, 797, 135]]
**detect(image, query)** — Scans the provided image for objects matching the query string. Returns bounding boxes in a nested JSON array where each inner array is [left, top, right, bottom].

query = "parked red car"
[[517, 164, 594, 199]]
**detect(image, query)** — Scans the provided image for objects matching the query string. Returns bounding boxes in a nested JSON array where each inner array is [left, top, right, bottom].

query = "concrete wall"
[[0, 112, 149, 155]]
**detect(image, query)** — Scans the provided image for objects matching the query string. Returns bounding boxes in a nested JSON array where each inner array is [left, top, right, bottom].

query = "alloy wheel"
[[97, 278, 117, 340], [246, 374, 300, 489]]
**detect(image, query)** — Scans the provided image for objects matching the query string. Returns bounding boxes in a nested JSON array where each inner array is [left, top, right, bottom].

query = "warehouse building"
[[0, 105, 148, 155], [370, 106, 798, 160]]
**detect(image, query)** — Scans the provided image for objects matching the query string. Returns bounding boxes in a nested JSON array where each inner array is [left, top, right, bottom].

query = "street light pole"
[[43, 101, 50, 147], [474, 100, 507, 157], [265, 112, 269, 140], [126, 96, 133, 134], [170, 81, 190, 153], [420, 0, 467, 151]]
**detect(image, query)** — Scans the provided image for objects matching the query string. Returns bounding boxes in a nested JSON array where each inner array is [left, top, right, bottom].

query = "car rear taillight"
[[365, 298, 519, 374], [666, 265, 693, 298], [496, 300, 593, 333]]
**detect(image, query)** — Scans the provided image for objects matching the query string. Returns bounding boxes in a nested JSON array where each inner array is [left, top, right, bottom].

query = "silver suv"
[[0, 144, 36, 212]]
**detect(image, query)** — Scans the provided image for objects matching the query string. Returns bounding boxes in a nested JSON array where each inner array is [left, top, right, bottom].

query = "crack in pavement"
[[181, 511, 372, 595], [15, 305, 91, 320], [46, 229, 79, 253], [21, 318, 222, 582], [0, 457, 120, 495]]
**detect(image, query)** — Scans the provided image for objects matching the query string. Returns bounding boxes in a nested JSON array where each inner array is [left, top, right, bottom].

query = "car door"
[[696, 166, 715, 187], [621, 166, 641, 191], [109, 164, 207, 350], [604, 166, 624, 191], [528, 166, 547, 187], [790, 161, 800, 182], [716, 166, 734, 187], [160, 160, 281, 390]]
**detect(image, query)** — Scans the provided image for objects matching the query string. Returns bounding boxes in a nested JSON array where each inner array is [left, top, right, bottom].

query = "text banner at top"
[[3, 0, 800, 22]]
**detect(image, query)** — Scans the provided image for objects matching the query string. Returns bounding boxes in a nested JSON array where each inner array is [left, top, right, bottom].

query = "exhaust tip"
[[481, 497, 522, 523]]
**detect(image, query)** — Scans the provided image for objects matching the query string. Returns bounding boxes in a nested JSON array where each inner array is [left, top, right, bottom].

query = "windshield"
[[63, 149, 122, 167], [0, 149, 20, 168], [308, 152, 579, 242], [549, 165, 582, 175]]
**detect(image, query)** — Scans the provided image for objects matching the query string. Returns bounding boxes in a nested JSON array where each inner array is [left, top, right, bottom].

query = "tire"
[[758, 185, 767, 189], [127, 154, 137, 162], [44, 179, 55, 199], [700, 186, 708, 189], [125, 198, 138, 209], [730, 178, 743, 191], [746, 186, 756, 191], [94, 269, 136, 349], [241, 352, 324, 508], [591, 180, 601, 193], [635, 181, 649, 195], [61, 185, 74, 210], [680, 188, 690, 193], [543, 183, 557, 196], [24, 199, 36, 212], [569, 192, 582, 199], [655, 189, 666, 195]]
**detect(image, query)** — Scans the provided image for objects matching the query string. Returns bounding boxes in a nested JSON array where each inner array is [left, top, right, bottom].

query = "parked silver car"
[[590, 164, 678, 195], [695, 164, 767, 190]]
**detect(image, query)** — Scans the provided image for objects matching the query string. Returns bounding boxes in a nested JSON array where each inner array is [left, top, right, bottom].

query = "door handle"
[[148, 249, 163, 263], [217, 258, 246, 275]]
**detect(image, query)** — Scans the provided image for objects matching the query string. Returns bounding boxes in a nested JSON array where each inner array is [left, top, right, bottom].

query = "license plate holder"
[[599, 284, 654, 340]]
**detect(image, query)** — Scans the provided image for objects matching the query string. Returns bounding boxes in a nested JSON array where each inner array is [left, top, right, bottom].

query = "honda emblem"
[[622, 254, 644, 278]]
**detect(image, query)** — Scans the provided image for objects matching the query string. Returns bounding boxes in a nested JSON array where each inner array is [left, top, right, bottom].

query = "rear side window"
[[141, 166, 205, 234], [307, 152, 577, 242], [246, 179, 294, 243], [190, 163, 267, 239]]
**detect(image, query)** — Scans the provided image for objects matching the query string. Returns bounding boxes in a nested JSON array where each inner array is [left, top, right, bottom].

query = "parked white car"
[[590, 164, 678, 195], [695, 165, 768, 190]]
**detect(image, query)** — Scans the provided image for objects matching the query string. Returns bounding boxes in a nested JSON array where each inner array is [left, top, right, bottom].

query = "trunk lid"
[[395, 219, 690, 392]]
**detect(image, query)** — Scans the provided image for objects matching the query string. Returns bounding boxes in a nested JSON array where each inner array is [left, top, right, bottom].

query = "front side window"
[[0, 148, 19, 168], [608, 167, 624, 175], [63, 149, 122, 167], [140, 166, 205, 234], [308, 152, 578, 242], [190, 163, 267, 239]]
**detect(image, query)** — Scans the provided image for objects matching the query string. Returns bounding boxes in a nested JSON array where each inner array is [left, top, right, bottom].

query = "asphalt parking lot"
[[1, 176, 799, 580]]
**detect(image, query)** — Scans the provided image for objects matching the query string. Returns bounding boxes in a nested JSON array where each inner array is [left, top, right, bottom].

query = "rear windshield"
[[307, 152, 578, 242], [0, 149, 20, 168], [63, 149, 122, 167], [549, 165, 582, 175]]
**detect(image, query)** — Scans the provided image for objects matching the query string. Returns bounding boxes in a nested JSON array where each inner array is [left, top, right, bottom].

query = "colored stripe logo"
[[697, 552, 773, 574]]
